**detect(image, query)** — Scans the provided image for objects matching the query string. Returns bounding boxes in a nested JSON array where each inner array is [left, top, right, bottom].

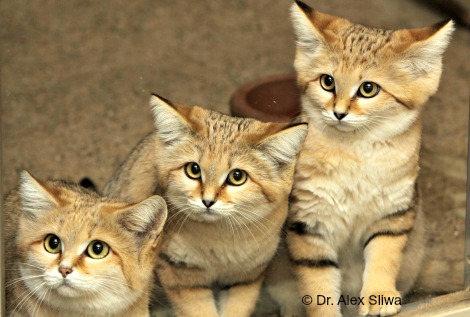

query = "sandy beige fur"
[[4, 171, 167, 317], [104, 95, 308, 317], [269, 1, 454, 317]]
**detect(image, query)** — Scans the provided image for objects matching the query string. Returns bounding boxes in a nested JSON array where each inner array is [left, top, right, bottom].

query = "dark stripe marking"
[[290, 258, 339, 269], [385, 206, 414, 219], [219, 273, 264, 290], [363, 229, 412, 249], [288, 221, 309, 235], [159, 253, 201, 270], [385, 184, 418, 219]]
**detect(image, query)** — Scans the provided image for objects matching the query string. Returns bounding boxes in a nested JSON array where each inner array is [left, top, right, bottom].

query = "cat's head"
[[291, 0, 454, 140], [15, 171, 167, 314], [150, 95, 307, 224]]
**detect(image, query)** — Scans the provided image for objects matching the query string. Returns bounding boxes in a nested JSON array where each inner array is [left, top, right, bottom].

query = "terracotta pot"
[[230, 74, 301, 123]]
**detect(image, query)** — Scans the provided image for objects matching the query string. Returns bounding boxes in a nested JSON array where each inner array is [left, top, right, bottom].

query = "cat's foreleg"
[[164, 287, 219, 317], [359, 200, 418, 317], [286, 229, 341, 317], [219, 276, 264, 317], [359, 235, 406, 316]]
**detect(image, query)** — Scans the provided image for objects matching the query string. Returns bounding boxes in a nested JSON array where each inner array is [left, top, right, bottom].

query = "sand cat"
[[104, 95, 307, 317], [4, 171, 167, 317], [275, 1, 454, 317]]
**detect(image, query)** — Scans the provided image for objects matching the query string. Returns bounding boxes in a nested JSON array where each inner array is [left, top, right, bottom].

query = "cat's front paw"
[[359, 290, 402, 316]]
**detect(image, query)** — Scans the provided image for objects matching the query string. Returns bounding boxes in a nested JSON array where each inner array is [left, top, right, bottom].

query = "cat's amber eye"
[[226, 169, 248, 186], [44, 234, 61, 254], [86, 240, 110, 259], [320, 74, 335, 92], [185, 162, 201, 180], [358, 82, 380, 98]]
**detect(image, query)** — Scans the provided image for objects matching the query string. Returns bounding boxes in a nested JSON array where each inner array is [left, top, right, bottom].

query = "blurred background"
[[1, 0, 469, 312]]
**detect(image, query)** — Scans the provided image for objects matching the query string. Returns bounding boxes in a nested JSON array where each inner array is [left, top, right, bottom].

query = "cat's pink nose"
[[59, 266, 73, 278]]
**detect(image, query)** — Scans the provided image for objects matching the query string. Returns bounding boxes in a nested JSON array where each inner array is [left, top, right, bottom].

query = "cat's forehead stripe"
[[339, 24, 394, 58]]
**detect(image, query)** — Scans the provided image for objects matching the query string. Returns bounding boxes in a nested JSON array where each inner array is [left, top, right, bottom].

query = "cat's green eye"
[[185, 162, 201, 180], [226, 169, 248, 186], [44, 234, 61, 254], [358, 82, 380, 98], [320, 74, 335, 92], [86, 240, 110, 259]]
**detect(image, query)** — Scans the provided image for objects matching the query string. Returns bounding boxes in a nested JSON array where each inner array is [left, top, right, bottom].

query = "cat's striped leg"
[[157, 251, 220, 317], [219, 275, 264, 317], [359, 194, 419, 317], [164, 286, 219, 317], [286, 222, 341, 317]]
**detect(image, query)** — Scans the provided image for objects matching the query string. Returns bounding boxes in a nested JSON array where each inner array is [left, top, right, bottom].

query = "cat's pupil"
[[363, 82, 373, 93], [49, 236, 60, 249], [232, 170, 242, 181], [92, 242, 104, 255], [324, 76, 334, 86], [191, 163, 200, 175]]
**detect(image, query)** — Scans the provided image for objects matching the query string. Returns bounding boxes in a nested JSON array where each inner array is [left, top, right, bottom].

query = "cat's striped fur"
[[270, 1, 454, 317], [104, 95, 308, 317], [4, 171, 167, 317]]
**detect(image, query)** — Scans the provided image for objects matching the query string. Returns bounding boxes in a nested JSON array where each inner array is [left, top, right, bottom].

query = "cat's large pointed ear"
[[257, 123, 308, 166], [290, 1, 346, 53], [117, 195, 168, 246], [394, 20, 455, 75], [150, 94, 192, 145], [19, 171, 60, 218]]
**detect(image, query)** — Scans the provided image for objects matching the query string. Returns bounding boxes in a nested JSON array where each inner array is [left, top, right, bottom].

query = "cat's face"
[[291, 1, 454, 140], [150, 95, 307, 223], [15, 172, 167, 314]]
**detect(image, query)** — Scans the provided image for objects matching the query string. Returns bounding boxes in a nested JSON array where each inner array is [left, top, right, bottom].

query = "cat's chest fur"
[[291, 125, 420, 248], [162, 217, 280, 281]]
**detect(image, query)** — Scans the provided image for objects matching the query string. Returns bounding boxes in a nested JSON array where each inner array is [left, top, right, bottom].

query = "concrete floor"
[[2, 0, 469, 314]]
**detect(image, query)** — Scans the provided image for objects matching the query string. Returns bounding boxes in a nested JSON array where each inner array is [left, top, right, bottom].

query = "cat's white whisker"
[[6, 275, 46, 288]]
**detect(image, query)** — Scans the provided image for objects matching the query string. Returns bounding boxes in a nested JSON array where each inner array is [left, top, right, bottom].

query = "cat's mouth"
[[324, 119, 358, 132], [333, 122, 357, 132], [53, 279, 83, 297], [193, 208, 225, 222]]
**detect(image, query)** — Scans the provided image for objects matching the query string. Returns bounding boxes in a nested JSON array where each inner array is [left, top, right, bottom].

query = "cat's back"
[[104, 132, 162, 202]]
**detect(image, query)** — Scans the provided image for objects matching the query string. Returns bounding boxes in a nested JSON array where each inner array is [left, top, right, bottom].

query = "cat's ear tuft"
[[396, 20, 455, 75], [150, 94, 192, 145], [19, 171, 59, 218], [257, 123, 308, 166], [290, 2, 344, 53], [290, 1, 323, 53], [118, 195, 168, 243]]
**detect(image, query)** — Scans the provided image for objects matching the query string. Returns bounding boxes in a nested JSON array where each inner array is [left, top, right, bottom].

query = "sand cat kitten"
[[104, 95, 307, 317], [5, 171, 167, 317], [276, 1, 454, 317]]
